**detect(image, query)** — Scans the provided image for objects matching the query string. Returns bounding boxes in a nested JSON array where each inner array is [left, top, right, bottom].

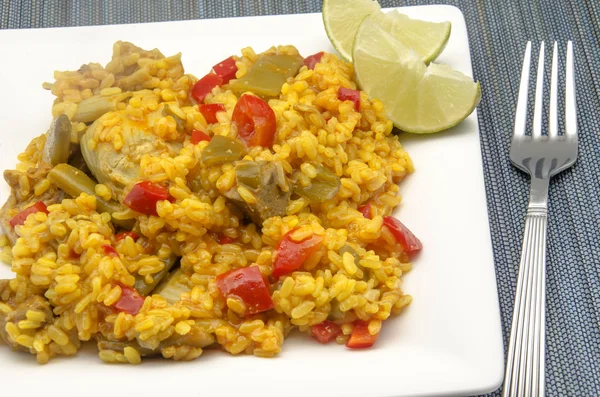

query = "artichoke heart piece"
[[224, 160, 290, 226], [80, 116, 181, 193]]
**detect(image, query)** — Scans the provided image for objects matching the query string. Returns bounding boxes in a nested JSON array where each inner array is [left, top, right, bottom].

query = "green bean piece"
[[230, 54, 304, 99], [328, 299, 345, 321], [42, 115, 72, 166], [340, 244, 360, 264], [293, 164, 341, 202], [134, 256, 178, 296], [339, 244, 368, 281], [201, 135, 246, 167], [163, 104, 185, 133], [72, 92, 132, 123], [47, 163, 134, 229]]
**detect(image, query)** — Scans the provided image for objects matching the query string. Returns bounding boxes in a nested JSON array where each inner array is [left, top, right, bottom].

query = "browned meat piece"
[[0, 294, 54, 351], [96, 323, 214, 357], [0, 166, 65, 245]]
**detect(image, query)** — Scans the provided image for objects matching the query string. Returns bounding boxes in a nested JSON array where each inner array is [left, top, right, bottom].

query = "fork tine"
[[514, 42, 532, 138], [532, 42, 545, 138], [548, 42, 559, 138], [565, 41, 577, 139]]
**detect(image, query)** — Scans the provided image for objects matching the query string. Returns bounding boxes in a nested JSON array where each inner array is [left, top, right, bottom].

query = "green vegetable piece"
[[329, 299, 345, 321], [234, 161, 261, 190], [293, 164, 341, 202], [134, 255, 179, 296], [340, 244, 360, 264], [163, 104, 185, 133], [224, 161, 291, 226], [201, 135, 246, 167], [230, 54, 304, 98], [42, 115, 72, 166], [72, 92, 132, 123], [339, 243, 368, 281], [154, 268, 191, 304], [47, 163, 133, 229]]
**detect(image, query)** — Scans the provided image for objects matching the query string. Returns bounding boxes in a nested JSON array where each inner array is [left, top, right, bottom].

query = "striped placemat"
[[2, 1, 599, 396]]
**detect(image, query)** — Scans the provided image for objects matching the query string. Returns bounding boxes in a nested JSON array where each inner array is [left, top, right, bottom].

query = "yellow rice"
[[0, 41, 415, 364]]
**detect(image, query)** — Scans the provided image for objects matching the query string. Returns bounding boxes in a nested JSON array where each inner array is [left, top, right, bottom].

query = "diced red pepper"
[[190, 129, 211, 144], [346, 320, 379, 349], [191, 73, 223, 103], [212, 56, 238, 84], [337, 87, 361, 111], [9, 201, 48, 228], [216, 266, 274, 316], [383, 216, 422, 255], [218, 235, 237, 245], [115, 231, 140, 242], [69, 249, 81, 260], [198, 103, 226, 124], [358, 202, 372, 219], [232, 94, 277, 147], [303, 52, 324, 70], [102, 244, 119, 257], [114, 285, 145, 315], [124, 181, 171, 217], [273, 230, 323, 278], [311, 320, 342, 344]]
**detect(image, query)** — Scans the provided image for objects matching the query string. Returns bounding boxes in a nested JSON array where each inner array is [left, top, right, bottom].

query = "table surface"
[[2, 1, 599, 396]]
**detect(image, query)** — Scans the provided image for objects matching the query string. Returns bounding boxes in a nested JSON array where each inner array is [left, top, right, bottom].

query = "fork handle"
[[503, 182, 548, 397]]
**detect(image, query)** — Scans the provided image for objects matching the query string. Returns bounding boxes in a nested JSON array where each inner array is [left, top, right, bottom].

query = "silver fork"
[[503, 41, 578, 397]]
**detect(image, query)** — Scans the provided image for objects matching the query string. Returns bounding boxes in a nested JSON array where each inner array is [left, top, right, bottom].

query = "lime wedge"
[[353, 16, 481, 134], [322, 0, 381, 61], [372, 10, 451, 64], [323, 0, 451, 63]]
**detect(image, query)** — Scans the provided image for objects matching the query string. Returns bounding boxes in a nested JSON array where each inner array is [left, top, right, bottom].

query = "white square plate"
[[0, 5, 504, 397]]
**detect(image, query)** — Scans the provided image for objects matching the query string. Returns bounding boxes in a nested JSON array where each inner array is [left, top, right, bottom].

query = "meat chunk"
[[0, 293, 54, 351], [0, 166, 65, 245]]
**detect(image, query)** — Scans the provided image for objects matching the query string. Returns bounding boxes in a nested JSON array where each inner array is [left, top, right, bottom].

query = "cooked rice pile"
[[0, 41, 415, 364]]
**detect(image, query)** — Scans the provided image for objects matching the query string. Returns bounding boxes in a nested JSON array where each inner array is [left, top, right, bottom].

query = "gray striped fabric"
[[2, 1, 599, 396]]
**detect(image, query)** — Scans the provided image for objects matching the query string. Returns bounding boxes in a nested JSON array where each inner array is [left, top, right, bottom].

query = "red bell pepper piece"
[[232, 94, 277, 147], [212, 56, 238, 84], [273, 230, 323, 278], [358, 202, 372, 219], [114, 285, 145, 315], [346, 320, 379, 349], [216, 266, 274, 316], [198, 103, 226, 124], [303, 52, 324, 70], [337, 87, 361, 111], [311, 320, 342, 344], [115, 231, 140, 242], [383, 216, 422, 255], [191, 73, 223, 103], [124, 181, 171, 217], [190, 129, 211, 144], [102, 244, 119, 257], [9, 201, 48, 228]]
